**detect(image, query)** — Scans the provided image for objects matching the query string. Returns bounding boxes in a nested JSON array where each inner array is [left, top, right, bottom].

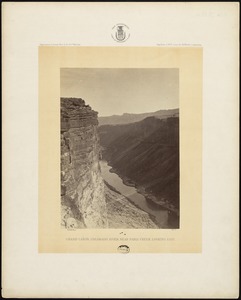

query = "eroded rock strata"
[[61, 98, 108, 228], [61, 97, 158, 229]]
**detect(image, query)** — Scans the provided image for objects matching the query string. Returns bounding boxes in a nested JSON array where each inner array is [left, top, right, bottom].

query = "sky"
[[60, 68, 179, 117]]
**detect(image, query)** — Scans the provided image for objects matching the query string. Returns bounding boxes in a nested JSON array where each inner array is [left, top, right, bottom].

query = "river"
[[100, 160, 178, 228]]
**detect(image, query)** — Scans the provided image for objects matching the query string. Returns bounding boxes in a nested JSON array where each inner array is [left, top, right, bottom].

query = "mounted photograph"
[[60, 68, 179, 230]]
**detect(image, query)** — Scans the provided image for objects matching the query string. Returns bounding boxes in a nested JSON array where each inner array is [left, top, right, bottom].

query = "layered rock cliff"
[[61, 98, 108, 229]]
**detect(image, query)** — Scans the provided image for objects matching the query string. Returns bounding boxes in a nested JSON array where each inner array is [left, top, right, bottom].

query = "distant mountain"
[[98, 116, 179, 209], [98, 108, 179, 126]]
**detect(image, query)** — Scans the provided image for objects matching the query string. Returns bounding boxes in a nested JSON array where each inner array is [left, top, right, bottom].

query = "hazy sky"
[[61, 68, 179, 117]]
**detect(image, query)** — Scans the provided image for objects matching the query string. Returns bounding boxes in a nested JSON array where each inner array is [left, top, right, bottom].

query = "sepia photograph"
[[39, 46, 202, 254], [3, 2, 238, 298], [60, 68, 179, 229]]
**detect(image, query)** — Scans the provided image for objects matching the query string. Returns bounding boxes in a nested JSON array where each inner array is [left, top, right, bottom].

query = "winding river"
[[100, 160, 178, 228]]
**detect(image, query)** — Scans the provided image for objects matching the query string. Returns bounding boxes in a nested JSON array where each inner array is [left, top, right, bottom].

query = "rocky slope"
[[98, 116, 179, 211], [61, 98, 108, 228], [99, 108, 179, 126], [105, 184, 158, 229]]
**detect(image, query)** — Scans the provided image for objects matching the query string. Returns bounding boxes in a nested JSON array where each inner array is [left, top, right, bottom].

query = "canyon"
[[60, 98, 158, 229], [98, 115, 179, 216]]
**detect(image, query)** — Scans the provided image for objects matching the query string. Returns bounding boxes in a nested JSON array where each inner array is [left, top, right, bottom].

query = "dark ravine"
[[98, 115, 180, 227], [109, 166, 179, 215]]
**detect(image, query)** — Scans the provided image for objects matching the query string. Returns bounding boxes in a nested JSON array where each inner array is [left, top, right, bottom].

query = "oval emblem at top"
[[111, 24, 130, 43], [117, 245, 130, 254]]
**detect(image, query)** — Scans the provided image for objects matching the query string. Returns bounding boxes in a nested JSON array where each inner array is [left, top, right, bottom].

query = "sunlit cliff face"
[[60, 98, 108, 229]]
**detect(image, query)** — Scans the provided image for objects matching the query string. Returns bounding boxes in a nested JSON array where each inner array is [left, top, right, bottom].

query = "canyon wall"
[[98, 116, 179, 212], [61, 98, 108, 229], [98, 108, 179, 126]]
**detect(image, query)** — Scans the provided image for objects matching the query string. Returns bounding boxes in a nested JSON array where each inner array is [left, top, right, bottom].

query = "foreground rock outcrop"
[[61, 98, 108, 228], [105, 184, 158, 229]]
